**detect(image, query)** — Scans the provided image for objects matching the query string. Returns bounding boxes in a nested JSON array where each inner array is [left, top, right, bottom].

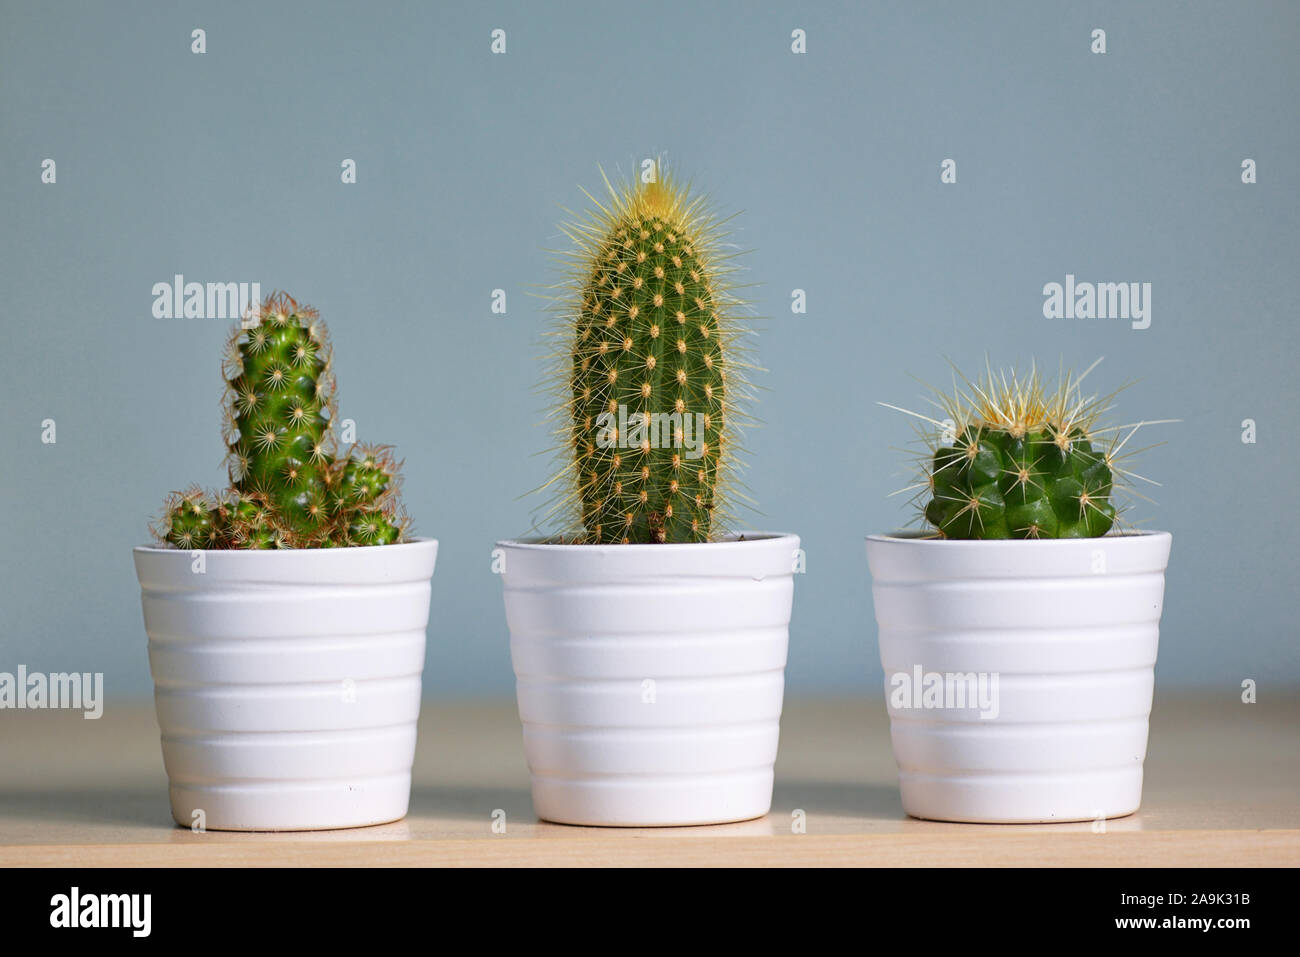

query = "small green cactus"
[[885, 361, 1168, 540], [224, 299, 335, 535], [546, 164, 749, 544], [153, 292, 409, 549]]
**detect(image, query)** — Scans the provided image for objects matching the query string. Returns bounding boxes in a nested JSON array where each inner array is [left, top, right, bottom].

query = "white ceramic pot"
[[866, 531, 1171, 823], [133, 538, 438, 831], [498, 533, 800, 827]]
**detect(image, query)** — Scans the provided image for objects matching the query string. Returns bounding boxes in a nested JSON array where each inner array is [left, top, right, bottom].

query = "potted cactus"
[[867, 361, 1173, 823], [133, 292, 437, 831], [496, 167, 800, 827]]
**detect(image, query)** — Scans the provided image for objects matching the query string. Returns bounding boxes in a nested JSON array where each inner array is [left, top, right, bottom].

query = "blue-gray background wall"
[[2, 1, 1296, 699]]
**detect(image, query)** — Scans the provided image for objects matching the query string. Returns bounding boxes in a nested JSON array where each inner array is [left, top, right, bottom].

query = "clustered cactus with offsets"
[[154, 292, 409, 549], [885, 361, 1169, 540], [543, 165, 752, 544]]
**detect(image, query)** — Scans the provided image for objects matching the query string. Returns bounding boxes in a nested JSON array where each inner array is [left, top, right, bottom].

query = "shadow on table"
[[409, 785, 534, 822], [0, 782, 905, 840], [411, 781, 907, 827], [0, 786, 171, 831], [772, 780, 905, 821]]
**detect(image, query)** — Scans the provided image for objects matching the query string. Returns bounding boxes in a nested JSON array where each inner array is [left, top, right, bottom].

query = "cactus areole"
[[551, 167, 749, 544], [154, 292, 409, 549]]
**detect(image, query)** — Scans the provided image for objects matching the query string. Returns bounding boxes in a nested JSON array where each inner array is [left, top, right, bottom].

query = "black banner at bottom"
[[0, 866, 1283, 942]]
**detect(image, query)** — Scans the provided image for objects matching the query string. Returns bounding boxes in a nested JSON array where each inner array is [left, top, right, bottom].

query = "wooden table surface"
[[1, 696, 1296, 867]]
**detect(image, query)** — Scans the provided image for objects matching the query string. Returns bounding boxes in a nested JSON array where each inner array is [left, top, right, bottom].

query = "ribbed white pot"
[[133, 538, 438, 831], [867, 531, 1172, 823], [499, 533, 800, 827]]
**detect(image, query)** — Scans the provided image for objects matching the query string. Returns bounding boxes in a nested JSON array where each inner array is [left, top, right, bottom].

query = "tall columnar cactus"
[[154, 292, 408, 549], [551, 166, 748, 544], [886, 362, 1166, 540]]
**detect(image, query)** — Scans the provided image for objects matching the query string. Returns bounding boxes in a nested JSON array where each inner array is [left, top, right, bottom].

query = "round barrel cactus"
[[926, 423, 1116, 538], [888, 362, 1166, 540]]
